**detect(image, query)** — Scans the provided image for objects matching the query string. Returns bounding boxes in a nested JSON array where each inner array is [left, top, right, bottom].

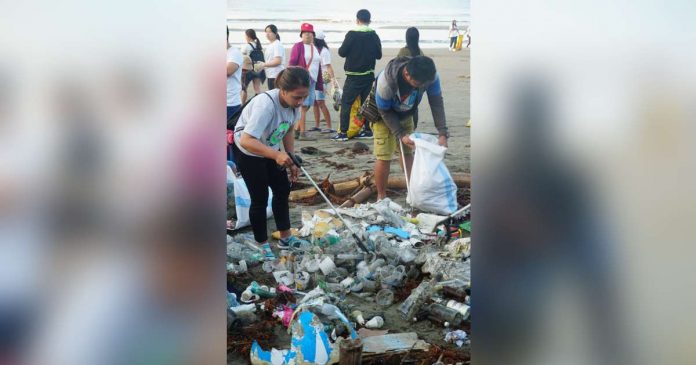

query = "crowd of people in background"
[[226, 9, 459, 253]]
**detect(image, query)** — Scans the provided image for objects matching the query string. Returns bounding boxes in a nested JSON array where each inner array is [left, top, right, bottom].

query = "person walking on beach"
[[464, 25, 471, 48], [227, 27, 243, 119], [231, 67, 312, 258], [370, 56, 449, 201], [448, 20, 459, 51], [241, 29, 266, 103], [309, 29, 338, 134], [254, 24, 285, 90], [397, 27, 424, 129], [333, 9, 382, 141], [288, 23, 323, 141]]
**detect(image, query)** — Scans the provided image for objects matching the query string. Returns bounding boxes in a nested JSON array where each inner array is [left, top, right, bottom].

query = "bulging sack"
[[231, 173, 273, 229], [407, 133, 458, 215]]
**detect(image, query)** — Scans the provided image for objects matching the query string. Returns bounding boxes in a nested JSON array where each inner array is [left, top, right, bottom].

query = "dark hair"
[[406, 56, 437, 84], [356, 9, 371, 24], [274, 67, 310, 91], [265, 24, 280, 41], [226, 26, 229, 42], [245, 29, 262, 51], [314, 38, 328, 52], [405, 27, 421, 57]]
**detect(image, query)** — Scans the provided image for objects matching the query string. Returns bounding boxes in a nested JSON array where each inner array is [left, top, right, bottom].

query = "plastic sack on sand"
[[407, 133, 458, 215], [232, 173, 273, 229], [347, 98, 365, 139]]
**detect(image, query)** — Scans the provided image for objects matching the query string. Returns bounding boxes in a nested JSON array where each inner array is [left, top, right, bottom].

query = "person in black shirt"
[[332, 9, 382, 141]]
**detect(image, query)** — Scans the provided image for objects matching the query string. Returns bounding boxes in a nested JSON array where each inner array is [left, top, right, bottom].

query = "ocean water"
[[227, 0, 470, 49]]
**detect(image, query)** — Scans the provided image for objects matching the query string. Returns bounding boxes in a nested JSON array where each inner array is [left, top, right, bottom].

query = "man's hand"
[[438, 135, 448, 147], [289, 166, 299, 183], [400, 134, 415, 148], [274, 151, 293, 167]]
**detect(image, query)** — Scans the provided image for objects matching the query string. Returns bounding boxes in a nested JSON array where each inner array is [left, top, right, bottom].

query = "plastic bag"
[[407, 133, 458, 215], [231, 173, 273, 229], [347, 98, 365, 138]]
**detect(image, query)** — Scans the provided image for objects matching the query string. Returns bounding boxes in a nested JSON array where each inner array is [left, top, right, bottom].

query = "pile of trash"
[[227, 198, 471, 364]]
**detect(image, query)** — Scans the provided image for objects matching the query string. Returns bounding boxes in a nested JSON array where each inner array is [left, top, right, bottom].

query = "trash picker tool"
[[288, 153, 370, 253]]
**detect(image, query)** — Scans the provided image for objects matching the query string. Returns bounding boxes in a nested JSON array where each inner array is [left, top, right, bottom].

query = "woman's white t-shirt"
[[319, 47, 331, 67], [234, 89, 299, 157], [264, 40, 285, 79], [303, 43, 321, 82], [449, 25, 459, 38], [226, 47, 243, 107]]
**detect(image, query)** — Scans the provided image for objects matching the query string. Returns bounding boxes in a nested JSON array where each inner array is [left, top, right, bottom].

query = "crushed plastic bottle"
[[399, 279, 434, 320]]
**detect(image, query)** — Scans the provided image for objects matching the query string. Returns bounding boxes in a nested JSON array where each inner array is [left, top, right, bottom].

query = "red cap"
[[300, 23, 314, 35]]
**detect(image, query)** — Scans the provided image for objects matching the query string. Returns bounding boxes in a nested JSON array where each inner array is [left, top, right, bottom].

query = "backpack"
[[227, 92, 271, 131], [248, 43, 265, 64]]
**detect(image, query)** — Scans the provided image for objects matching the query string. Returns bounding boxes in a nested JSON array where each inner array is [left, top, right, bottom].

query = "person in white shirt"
[[227, 27, 243, 119], [448, 20, 460, 51], [253, 24, 285, 90], [308, 30, 338, 133]]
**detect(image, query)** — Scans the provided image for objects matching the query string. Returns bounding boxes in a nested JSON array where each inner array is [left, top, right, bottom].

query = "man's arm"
[[374, 33, 382, 60], [338, 32, 352, 58], [426, 76, 448, 137]]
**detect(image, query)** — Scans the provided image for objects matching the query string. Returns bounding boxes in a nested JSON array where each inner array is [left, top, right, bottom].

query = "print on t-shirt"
[[267, 121, 291, 146]]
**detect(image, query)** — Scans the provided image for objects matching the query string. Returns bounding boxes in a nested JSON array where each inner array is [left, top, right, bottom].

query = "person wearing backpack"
[[231, 67, 312, 258], [241, 29, 267, 103]]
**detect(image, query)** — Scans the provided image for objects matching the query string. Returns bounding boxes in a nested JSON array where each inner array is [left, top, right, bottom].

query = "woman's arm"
[[264, 56, 282, 68], [240, 133, 292, 166]]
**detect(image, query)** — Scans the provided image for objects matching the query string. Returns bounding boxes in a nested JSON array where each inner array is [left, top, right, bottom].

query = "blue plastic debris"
[[384, 226, 410, 239], [366, 225, 382, 233], [250, 311, 335, 365]]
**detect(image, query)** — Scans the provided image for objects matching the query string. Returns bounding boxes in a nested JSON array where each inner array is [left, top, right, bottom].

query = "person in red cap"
[[288, 22, 324, 141]]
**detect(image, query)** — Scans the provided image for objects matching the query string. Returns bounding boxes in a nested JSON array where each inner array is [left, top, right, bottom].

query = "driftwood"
[[387, 174, 471, 190], [289, 172, 470, 204]]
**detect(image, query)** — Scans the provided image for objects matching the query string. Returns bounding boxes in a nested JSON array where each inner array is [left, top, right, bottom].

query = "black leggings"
[[233, 144, 291, 243], [450, 36, 458, 48], [267, 78, 275, 90]]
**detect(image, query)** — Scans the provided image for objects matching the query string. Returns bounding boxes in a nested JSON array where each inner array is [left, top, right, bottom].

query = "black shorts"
[[243, 70, 267, 88]]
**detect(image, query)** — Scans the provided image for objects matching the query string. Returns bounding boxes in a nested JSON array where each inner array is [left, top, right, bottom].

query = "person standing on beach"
[[227, 27, 243, 119], [288, 23, 323, 141], [397, 27, 424, 58], [448, 20, 459, 51], [333, 9, 382, 141], [232, 67, 312, 258], [309, 29, 338, 134], [397, 27, 424, 129], [371, 56, 449, 201], [241, 29, 266, 103], [254, 24, 285, 90]]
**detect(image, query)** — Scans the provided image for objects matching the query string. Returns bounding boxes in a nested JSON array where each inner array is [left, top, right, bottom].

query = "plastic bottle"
[[443, 285, 468, 302], [398, 279, 434, 320], [248, 281, 276, 298], [446, 300, 471, 320], [426, 303, 463, 327], [227, 291, 239, 308]]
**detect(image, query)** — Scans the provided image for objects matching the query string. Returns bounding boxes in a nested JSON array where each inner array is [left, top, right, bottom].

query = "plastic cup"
[[375, 288, 395, 306], [319, 256, 337, 275]]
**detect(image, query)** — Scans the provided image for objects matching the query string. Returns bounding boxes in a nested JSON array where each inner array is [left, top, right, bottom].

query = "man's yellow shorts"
[[371, 116, 415, 161]]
